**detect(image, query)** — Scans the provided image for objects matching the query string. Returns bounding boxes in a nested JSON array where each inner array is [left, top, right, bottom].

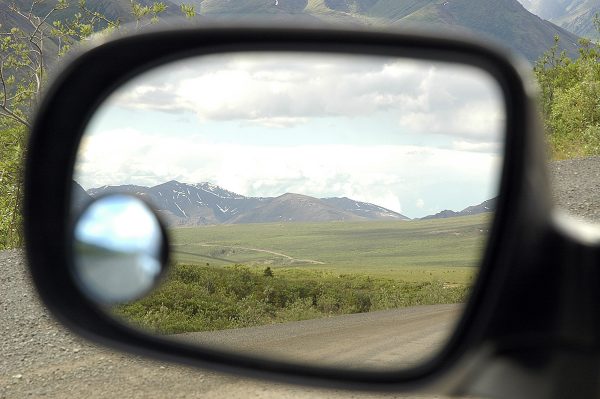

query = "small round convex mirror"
[[71, 194, 168, 305]]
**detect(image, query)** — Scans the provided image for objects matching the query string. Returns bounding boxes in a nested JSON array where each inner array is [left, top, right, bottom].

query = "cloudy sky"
[[75, 52, 505, 219]]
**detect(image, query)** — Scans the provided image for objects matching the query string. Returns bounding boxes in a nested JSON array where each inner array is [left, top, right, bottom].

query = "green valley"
[[170, 214, 488, 282], [115, 215, 487, 333]]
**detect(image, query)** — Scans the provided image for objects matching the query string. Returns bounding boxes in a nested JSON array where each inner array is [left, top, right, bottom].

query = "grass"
[[170, 214, 490, 284], [113, 215, 491, 333]]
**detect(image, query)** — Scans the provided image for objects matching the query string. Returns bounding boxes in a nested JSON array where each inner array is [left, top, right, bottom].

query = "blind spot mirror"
[[72, 194, 168, 305]]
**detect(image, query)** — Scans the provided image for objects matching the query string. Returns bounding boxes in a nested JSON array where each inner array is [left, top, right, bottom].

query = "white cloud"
[[75, 127, 502, 217], [77, 53, 506, 218], [452, 140, 502, 153], [110, 52, 504, 142]]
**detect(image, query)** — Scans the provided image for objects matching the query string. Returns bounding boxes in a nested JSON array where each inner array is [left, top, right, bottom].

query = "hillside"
[[226, 193, 365, 224], [387, 0, 581, 61], [0, 0, 582, 62], [195, 0, 581, 61], [517, 0, 600, 39]]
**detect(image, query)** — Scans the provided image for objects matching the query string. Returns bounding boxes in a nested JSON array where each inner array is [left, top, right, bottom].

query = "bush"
[[114, 263, 470, 334], [535, 35, 600, 159]]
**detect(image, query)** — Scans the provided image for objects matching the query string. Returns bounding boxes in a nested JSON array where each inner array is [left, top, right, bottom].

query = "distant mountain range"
[[517, 0, 600, 39], [420, 198, 497, 220], [73, 180, 495, 226], [189, 0, 582, 61], [0, 0, 582, 62]]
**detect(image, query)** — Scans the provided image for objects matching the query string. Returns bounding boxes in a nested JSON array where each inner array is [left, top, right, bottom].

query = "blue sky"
[[76, 52, 504, 219]]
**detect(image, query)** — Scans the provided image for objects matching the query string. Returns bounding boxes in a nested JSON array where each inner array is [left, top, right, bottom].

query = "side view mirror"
[[24, 25, 551, 395]]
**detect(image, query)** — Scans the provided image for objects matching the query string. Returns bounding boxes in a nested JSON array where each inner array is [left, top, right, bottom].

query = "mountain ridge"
[[194, 0, 582, 61], [0, 0, 582, 62], [516, 0, 600, 39], [77, 180, 494, 225], [421, 198, 497, 220], [85, 180, 410, 226]]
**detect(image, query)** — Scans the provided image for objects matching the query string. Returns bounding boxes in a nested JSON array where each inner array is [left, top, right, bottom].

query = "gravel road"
[[548, 156, 600, 222], [176, 304, 459, 370], [1, 157, 594, 398], [1, 249, 444, 399]]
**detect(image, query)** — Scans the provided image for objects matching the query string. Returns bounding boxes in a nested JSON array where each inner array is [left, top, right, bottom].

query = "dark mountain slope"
[[0, 0, 582, 61], [385, 0, 581, 61], [71, 181, 93, 214], [189, 0, 582, 61]]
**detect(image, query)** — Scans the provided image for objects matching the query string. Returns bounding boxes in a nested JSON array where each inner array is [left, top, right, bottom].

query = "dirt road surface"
[[0, 249, 454, 399], [177, 304, 459, 370]]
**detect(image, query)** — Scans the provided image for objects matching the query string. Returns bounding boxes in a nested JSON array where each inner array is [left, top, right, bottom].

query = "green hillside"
[[196, 0, 582, 61], [0, 0, 582, 62]]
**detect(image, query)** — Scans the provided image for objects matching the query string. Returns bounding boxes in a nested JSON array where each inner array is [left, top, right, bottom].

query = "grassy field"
[[115, 215, 491, 334], [170, 214, 491, 284]]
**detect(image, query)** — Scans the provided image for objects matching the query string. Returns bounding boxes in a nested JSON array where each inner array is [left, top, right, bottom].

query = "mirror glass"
[[72, 194, 167, 305], [72, 51, 505, 371]]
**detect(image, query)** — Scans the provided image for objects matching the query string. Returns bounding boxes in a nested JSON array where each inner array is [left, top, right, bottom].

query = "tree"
[[0, 0, 195, 249]]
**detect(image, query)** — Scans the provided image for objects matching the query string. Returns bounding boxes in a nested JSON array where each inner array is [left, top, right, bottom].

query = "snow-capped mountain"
[[87, 181, 268, 226], [84, 181, 409, 226]]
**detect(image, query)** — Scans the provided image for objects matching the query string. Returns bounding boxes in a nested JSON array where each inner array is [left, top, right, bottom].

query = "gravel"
[[2, 158, 593, 398], [0, 257, 446, 399], [548, 156, 600, 222]]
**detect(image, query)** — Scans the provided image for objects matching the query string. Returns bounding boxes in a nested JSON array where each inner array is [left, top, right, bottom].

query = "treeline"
[[116, 264, 469, 334], [1, 4, 600, 249]]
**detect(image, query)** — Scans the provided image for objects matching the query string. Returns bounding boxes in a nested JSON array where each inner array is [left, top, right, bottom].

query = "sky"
[[75, 52, 505, 219]]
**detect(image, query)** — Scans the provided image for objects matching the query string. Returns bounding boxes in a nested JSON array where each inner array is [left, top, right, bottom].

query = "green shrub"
[[114, 263, 469, 334]]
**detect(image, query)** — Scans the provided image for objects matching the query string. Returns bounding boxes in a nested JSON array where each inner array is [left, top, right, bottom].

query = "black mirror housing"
[[24, 24, 550, 394]]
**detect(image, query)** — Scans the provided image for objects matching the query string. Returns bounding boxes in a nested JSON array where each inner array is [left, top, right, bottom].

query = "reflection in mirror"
[[72, 194, 166, 305], [73, 52, 505, 370]]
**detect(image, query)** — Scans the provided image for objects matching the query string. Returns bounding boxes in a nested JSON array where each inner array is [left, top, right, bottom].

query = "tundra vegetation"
[[116, 216, 481, 334]]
